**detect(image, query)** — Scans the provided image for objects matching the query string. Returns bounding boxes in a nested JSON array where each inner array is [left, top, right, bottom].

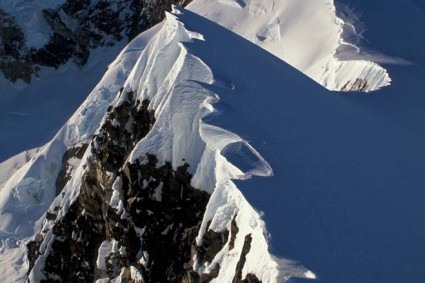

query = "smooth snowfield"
[[188, 0, 391, 91], [0, 46, 121, 163], [120, 7, 424, 283], [174, 7, 425, 283]]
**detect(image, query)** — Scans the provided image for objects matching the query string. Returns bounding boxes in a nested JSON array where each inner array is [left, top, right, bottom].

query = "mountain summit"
[[1, 1, 425, 283], [2, 7, 318, 282]]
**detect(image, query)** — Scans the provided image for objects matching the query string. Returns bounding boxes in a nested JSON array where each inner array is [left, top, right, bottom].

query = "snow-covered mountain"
[[0, 0, 191, 83], [1, 0, 425, 282], [0, 0, 192, 162], [1, 6, 318, 282], [188, 0, 391, 92], [0, 0, 392, 163]]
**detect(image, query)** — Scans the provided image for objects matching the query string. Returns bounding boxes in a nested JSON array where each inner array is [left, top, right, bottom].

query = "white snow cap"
[[188, 0, 391, 91]]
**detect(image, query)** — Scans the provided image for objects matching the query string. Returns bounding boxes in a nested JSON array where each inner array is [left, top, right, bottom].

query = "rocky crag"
[[0, 0, 191, 83]]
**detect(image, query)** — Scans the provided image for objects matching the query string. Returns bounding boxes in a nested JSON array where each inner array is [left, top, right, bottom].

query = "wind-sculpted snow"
[[103, 6, 423, 282], [188, 0, 391, 91], [2, 2, 424, 282], [100, 9, 311, 281], [3, 7, 318, 282], [0, 25, 158, 282], [174, 6, 425, 283]]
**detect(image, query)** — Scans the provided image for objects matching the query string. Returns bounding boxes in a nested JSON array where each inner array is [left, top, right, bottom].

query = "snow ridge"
[[130, 12, 280, 280], [0, 24, 158, 282], [188, 0, 391, 92], [117, 9, 312, 281], [23, 7, 314, 282], [50, 9, 309, 281]]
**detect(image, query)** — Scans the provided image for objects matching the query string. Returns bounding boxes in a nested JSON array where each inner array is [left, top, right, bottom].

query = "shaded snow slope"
[[0, 45, 122, 162], [0, 25, 159, 282], [179, 3, 425, 283], [0, 0, 393, 162], [0, 0, 65, 48], [1, 2, 425, 283], [188, 0, 391, 91], [27, 9, 314, 282]]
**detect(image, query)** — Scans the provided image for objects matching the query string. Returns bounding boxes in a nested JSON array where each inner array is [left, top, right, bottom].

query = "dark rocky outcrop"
[[55, 144, 89, 196], [192, 221, 229, 281], [229, 214, 239, 251], [120, 155, 210, 282], [341, 78, 368, 92], [233, 234, 254, 283], [26, 91, 229, 282], [23, 67, 264, 279], [241, 274, 262, 283], [26, 91, 155, 281], [0, 0, 193, 83], [0, 9, 36, 83]]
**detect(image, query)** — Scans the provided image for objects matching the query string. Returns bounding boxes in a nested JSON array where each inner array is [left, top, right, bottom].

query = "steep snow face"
[[0, 25, 158, 282], [2, 2, 424, 283], [0, 0, 192, 84], [117, 12, 294, 280], [176, 6, 425, 283], [0, 45, 124, 162], [188, 0, 391, 91], [23, 8, 315, 282], [0, 0, 194, 163]]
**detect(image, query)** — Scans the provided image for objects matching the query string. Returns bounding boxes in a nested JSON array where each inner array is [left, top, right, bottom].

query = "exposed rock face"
[[55, 144, 89, 196], [233, 234, 253, 283], [26, 85, 263, 282], [26, 90, 224, 282], [0, 9, 36, 83], [341, 78, 368, 92], [121, 155, 210, 282], [0, 0, 192, 83], [23, 9, 276, 281]]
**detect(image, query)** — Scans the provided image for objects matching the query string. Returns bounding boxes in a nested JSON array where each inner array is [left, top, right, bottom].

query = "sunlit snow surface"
[[0, 0, 391, 163], [171, 9, 425, 282], [1, 1, 425, 282], [188, 0, 391, 92], [20, 9, 317, 282], [0, 25, 161, 282]]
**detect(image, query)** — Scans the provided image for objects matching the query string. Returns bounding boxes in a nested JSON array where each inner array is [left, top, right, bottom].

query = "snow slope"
[[0, 0, 65, 48], [0, 46, 121, 162], [0, 25, 160, 282], [116, 5, 425, 282], [167, 8, 425, 282], [0, 0, 393, 163], [27, 9, 314, 282], [188, 0, 391, 92], [1, 1, 425, 282], [187, 1, 425, 282]]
